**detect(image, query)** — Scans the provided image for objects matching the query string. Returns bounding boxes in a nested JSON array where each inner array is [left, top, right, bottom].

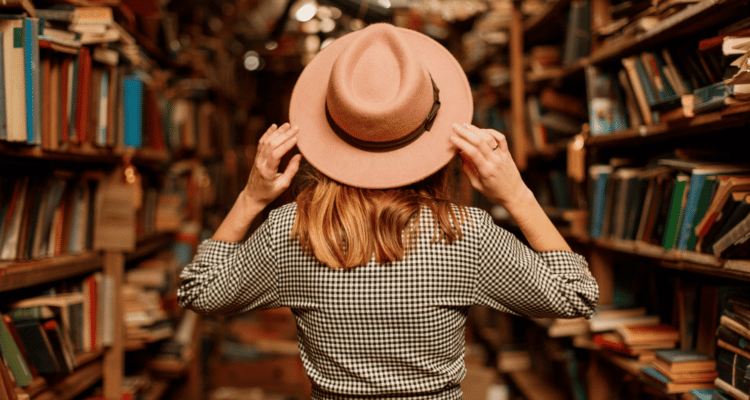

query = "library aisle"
[[1, 0, 750, 399]]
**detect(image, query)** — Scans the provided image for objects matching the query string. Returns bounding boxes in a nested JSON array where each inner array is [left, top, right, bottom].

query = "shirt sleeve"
[[473, 211, 599, 319], [177, 214, 281, 315]]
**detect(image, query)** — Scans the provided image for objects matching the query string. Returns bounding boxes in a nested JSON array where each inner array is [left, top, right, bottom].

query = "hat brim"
[[289, 27, 473, 189]]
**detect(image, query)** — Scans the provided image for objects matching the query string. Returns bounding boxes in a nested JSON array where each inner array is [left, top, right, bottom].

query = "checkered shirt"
[[178, 202, 598, 399]]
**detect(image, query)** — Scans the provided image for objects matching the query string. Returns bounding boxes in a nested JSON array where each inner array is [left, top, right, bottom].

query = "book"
[[585, 66, 629, 135], [616, 324, 680, 346], [22, 17, 41, 146], [641, 366, 715, 393], [10, 318, 64, 374], [0, 17, 26, 143], [588, 164, 613, 238], [653, 161, 750, 251], [695, 175, 750, 249], [653, 349, 716, 373], [122, 74, 143, 148], [714, 377, 749, 400], [662, 173, 690, 250], [622, 56, 656, 125], [708, 193, 750, 257], [0, 314, 32, 387]]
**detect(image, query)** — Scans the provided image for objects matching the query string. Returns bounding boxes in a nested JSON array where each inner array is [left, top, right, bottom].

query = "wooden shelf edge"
[[584, 109, 750, 147], [31, 360, 103, 400], [0, 232, 174, 293], [0, 252, 103, 293], [583, 238, 750, 281], [0, 142, 170, 168], [587, 0, 738, 65]]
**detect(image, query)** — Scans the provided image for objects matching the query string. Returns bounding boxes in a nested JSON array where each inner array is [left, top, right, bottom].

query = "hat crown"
[[326, 24, 435, 143]]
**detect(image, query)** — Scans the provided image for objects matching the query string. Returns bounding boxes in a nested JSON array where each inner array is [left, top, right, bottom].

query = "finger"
[[483, 129, 508, 153], [453, 124, 489, 157], [260, 123, 290, 145], [463, 124, 495, 147], [461, 161, 482, 189], [449, 134, 483, 164], [279, 154, 303, 187], [271, 133, 299, 161], [259, 124, 279, 145], [269, 125, 299, 150], [462, 123, 496, 154]]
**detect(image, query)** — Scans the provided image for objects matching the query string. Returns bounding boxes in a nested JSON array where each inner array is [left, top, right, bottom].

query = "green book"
[[0, 313, 33, 386], [662, 174, 689, 250]]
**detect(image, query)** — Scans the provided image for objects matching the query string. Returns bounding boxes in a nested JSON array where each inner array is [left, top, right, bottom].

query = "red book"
[[60, 57, 71, 145], [75, 47, 92, 145]]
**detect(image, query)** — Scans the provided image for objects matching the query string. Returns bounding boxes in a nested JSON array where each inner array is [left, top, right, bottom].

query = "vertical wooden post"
[[510, 0, 529, 171], [185, 315, 204, 400], [103, 251, 124, 400]]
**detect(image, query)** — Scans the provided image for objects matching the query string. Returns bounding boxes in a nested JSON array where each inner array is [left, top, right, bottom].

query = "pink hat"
[[289, 23, 473, 189]]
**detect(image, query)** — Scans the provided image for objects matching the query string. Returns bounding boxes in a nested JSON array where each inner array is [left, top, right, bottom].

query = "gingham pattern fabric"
[[178, 202, 598, 399]]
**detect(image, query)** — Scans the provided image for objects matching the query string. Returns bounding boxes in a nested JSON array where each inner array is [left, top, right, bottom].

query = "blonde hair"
[[292, 162, 468, 270]]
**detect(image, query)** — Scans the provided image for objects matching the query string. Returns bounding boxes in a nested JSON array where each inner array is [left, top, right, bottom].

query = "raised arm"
[[212, 123, 302, 243], [450, 123, 571, 252]]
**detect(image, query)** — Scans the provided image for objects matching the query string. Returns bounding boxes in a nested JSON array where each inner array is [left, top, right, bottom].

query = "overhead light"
[[377, 0, 391, 8], [265, 40, 279, 51], [294, 1, 318, 22], [244, 51, 262, 71]]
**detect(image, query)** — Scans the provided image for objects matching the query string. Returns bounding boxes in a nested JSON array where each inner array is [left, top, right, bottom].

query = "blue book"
[[688, 389, 718, 400], [589, 165, 613, 238], [23, 17, 41, 145], [634, 57, 658, 106], [122, 74, 143, 148], [694, 81, 733, 114]]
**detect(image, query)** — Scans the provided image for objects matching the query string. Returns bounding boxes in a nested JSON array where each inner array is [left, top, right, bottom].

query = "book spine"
[[663, 174, 689, 250], [677, 174, 707, 250], [123, 74, 143, 148], [713, 212, 750, 257], [0, 31, 6, 141], [23, 18, 41, 145]]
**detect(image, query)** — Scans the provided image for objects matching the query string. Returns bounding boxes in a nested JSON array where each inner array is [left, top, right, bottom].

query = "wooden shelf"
[[0, 233, 174, 293], [31, 360, 103, 400], [584, 107, 750, 148], [0, 142, 170, 169], [508, 370, 567, 400], [0, 252, 103, 293], [586, 0, 746, 66], [580, 237, 750, 282]]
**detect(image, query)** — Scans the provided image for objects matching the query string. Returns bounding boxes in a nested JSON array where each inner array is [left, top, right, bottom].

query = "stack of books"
[[593, 323, 679, 362], [641, 349, 717, 394], [714, 296, 750, 400]]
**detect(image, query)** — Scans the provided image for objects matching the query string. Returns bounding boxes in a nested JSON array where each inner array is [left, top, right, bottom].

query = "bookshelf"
[[480, 0, 750, 398], [0, 0, 240, 398]]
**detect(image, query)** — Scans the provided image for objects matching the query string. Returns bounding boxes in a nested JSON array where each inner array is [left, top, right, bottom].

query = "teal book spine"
[[677, 173, 707, 250], [23, 18, 41, 145], [0, 31, 6, 140], [662, 174, 689, 250], [123, 74, 143, 148]]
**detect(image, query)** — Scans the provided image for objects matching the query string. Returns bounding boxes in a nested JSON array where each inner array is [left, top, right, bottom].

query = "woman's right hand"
[[450, 123, 531, 208]]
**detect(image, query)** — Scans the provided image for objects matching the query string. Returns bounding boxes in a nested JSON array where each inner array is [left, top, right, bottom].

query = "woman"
[[178, 23, 598, 399]]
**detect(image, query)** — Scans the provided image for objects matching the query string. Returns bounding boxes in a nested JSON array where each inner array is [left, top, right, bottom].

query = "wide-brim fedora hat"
[[289, 23, 473, 189]]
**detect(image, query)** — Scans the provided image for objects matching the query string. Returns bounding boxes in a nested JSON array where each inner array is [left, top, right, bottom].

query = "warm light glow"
[[295, 2, 318, 22], [377, 0, 391, 8], [244, 51, 261, 71], [264, 40, 278, 51], [320, 17, 336, 33]]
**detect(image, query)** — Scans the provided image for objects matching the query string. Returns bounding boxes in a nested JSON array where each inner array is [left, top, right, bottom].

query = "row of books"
[[0, 166, 195, 262], [0, 7, 234, 158], [588, 158, 750, 258], [0, 271, 112, 396], [586, 21, 750, 135]]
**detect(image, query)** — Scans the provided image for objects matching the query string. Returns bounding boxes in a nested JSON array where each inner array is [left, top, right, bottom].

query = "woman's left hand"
[[243, 123, 303, 210]]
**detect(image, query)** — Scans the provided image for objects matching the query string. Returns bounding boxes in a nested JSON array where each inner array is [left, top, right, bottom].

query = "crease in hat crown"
[[325, 23, 436, 143]]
